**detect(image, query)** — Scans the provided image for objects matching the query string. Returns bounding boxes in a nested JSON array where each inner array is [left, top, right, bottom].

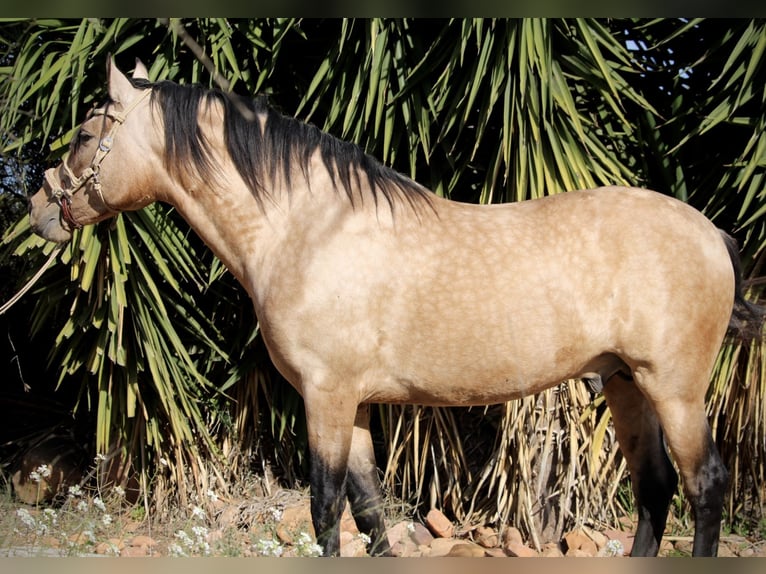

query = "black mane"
[[134, 78, 432, 213]]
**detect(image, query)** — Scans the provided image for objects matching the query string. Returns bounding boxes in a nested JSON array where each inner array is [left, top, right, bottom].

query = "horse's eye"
[[77, 131, 94, 144]]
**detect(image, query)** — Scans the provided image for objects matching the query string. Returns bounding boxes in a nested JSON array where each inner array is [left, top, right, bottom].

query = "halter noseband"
[[46, 89, 151, 230]]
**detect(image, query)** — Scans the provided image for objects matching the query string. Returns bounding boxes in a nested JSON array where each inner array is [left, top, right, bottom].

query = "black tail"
[[721, 231, 765, 340]]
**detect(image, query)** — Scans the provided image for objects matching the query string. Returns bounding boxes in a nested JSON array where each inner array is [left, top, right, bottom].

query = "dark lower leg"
[[310, 457, 347, 556], [347, 466, 391, 556], [346, 405, 391, 556], [631, 445, 678, 556], [689, 439, 728, 556], [602, 374, 677, 557]]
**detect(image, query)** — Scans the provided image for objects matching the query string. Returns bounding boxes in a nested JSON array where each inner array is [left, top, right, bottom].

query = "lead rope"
[[0, 245, 63, 315]]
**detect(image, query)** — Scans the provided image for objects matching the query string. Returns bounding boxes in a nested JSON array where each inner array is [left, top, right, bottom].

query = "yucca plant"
[[0, 17, 310, 514], [1, 18, 764, 543]]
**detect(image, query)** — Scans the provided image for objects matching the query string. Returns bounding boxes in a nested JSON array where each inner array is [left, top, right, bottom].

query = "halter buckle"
[[98, 136, 113, 152]]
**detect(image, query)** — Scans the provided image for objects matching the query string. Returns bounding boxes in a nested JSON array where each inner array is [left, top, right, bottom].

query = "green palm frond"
[[2, 18, 765, 537]]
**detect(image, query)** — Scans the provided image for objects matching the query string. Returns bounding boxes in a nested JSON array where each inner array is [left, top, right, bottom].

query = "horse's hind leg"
[[651, 394, 728, 556], [603, 373, 678, 556], [346, 405, 392, 556]]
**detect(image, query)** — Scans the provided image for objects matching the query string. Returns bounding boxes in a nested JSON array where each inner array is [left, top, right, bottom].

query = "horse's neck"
[[165, 149, 351, 299]]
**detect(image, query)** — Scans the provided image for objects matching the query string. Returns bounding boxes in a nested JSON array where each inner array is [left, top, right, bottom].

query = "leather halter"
[[46, 89, 151, 230]]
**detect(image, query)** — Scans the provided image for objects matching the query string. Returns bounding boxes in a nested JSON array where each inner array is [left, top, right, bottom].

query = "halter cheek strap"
[[47, 89, 151, 230]]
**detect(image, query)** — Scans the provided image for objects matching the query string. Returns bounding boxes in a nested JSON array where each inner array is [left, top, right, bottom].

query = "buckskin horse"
[[28, 59, 763, 557]]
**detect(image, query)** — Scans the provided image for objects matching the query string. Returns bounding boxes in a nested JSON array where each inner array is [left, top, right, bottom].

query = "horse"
[[28, 58, 763, 557]]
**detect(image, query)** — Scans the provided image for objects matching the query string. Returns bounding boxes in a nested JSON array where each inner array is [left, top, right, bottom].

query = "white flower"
[[206, 489, 219, 502], [113, 485, 126, 498], [254, 539, 284, 557], [36, 464, 52, 478], [76, 500, 89, 512], [269, 506, 283, 521], [191, 525, 209, 539], [95, 453, 107, 463], [168, 542, 188, 557], [190, 505, 206, 521], [93, 496, 106, 512], [68, 484, 83, 498], [294, 532, 323, 557], [604, 539, 624, 557], [29, 470, 41, 483], [406, 522, 416, 533], [357, 532, 371, 545], [15, 508, 36, 529], [102, 514, 113, 526], [102, 542, 120, 556]]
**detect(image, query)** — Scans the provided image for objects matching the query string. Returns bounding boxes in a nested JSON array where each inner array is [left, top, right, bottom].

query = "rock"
[[216, 504, 241, 528], [582, 526, 608, 550], [390, 541, 416, 557], [430, 537, 463, 557], [505, 540, 538, 557], [659, 539, 674, 554], [541, 542, 564, 557], [410, 522, 434, 546], [474, 526, 499, 548], [11, 434, 86, 504], [567, 548, 593, 558], [387, 522, 418, 557], [121, 545, 149, 557], [130, 535, 157, 549], [563, 530, 597, 556], [738, 546, 755, 557], [501, 526, 523, 548], [426, 508, 454, 538], [484, 547, 508, 557], [68, 532, 92, 546], [95, 541, 121, 555], [276, 504, 314, 543], [753, 543, 766, 557], [446, 542, 486, 557], [673, 539, 693, 555], [501, 527, 536, 556], [340, 505, 359, 535], [718, 544, 736, 557], [340, 531, 367, 557]]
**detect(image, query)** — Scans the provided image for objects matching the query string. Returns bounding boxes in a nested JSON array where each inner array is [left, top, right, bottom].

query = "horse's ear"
[[106, 56, 138, 104], [132, 58, 149, 80]]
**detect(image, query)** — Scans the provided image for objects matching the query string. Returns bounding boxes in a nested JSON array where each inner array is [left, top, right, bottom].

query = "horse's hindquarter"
[[263, 187, 734, 406]]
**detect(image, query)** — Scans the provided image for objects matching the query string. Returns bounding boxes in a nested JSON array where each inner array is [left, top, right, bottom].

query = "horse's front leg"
[[305, 392, 358, 556], [347, 404, 392, 556]]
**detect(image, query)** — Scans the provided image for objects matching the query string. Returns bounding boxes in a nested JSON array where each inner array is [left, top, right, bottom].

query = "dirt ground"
[[1, 485, 765, 558]]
